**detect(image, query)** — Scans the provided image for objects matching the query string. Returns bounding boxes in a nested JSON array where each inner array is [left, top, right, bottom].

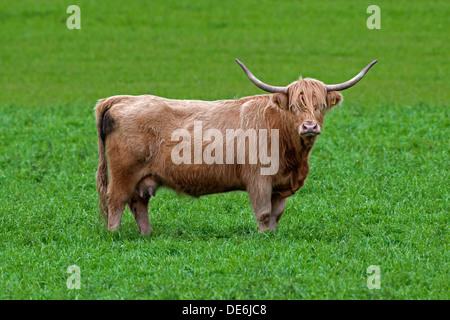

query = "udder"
[[135, 176, 157, 199]]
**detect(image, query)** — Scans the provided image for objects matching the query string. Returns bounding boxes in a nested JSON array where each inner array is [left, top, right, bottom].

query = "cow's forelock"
[[287, 79, 328, 124]]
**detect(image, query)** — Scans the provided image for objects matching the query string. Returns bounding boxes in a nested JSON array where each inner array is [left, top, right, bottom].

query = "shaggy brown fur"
[[95, 78, 343, 234]]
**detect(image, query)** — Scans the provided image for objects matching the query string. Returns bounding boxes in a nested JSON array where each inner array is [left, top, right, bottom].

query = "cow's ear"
[[326, 91, 343, 110], [272, 93, 289, 110]]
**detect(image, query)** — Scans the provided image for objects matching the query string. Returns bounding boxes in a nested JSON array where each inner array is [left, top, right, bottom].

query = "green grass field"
[[0, 0, 448, 299]]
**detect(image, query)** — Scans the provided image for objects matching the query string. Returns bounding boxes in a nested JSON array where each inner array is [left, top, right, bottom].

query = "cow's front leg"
[[268, 196, 287, 230], [248, 180, 273, 232]]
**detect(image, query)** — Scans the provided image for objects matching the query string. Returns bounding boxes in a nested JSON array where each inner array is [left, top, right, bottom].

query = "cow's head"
[[236, 59, 377, 141]]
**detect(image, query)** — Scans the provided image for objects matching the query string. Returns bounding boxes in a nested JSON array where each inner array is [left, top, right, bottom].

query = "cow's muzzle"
[[300, 121, 321, 137]]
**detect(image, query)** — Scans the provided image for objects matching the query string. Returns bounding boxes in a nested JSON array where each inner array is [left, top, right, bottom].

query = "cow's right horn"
[[235, 58, 288, 94]]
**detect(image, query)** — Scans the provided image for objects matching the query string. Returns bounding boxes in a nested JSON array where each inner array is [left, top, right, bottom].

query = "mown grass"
[[0, 0, 448, 299]]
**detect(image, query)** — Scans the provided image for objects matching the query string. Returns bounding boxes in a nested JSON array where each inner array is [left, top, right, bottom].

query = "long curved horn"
[[325, 60, 378, 91], [235, 58, 287, 94]]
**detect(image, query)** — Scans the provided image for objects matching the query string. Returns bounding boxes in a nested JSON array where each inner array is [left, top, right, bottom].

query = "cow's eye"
[[315, 104, 325, 111]]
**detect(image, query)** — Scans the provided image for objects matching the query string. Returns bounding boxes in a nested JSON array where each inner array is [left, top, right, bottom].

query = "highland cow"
[[95, 58, 377, 234]]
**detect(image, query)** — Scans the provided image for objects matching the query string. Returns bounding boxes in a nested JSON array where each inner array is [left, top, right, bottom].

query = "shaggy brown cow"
[[95, 59, 377, 234]]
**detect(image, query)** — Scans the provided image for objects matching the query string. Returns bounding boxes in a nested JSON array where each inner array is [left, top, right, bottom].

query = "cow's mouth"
[[300, 132, 320, 138]]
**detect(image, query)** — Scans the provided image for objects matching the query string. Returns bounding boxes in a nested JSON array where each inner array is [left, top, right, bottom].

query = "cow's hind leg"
[[107, 170, 137, 232], [128, 193, 152, 235], [268, 196, 287, 230]]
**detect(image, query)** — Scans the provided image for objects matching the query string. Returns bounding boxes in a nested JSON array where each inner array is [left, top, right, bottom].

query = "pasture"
[[0, 0, 448, 299]]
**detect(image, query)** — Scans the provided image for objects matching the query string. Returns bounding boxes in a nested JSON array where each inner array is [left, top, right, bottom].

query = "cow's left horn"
[[325, 60, 378, 91], [235, 58, 288, 94]]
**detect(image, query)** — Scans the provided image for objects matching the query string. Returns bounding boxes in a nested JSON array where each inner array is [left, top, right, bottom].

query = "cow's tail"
[[94, 97, 117, 225]]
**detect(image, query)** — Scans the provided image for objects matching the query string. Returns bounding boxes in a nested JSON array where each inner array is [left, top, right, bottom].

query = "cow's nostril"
[[302, 122, 318, 131]]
